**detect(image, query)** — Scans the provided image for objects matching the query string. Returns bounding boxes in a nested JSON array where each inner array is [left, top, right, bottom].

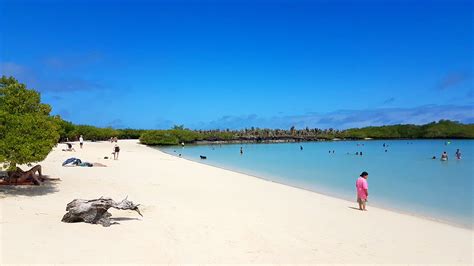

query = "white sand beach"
[[0, 140, 472, 264]]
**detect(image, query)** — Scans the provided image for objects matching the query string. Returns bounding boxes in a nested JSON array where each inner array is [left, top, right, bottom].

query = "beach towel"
[[62, 158, 82, 166]]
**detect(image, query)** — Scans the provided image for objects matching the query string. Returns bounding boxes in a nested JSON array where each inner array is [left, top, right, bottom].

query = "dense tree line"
[[139, 120, 474, 145], [1, 75, 473, 171], [57, 121, 146, 142], [53, 115, 474, 146]]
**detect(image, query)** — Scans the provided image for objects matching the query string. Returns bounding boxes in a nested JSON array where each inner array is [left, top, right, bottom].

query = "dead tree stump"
[[61, 197, 142, 227]]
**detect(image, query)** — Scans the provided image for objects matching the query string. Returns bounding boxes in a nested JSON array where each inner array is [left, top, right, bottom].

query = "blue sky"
[[0, 0, 472, 129]]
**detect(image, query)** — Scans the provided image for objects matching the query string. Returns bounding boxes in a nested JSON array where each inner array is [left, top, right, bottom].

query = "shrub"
[[140, 130, 180, 145], [0, 76, 59, 170]]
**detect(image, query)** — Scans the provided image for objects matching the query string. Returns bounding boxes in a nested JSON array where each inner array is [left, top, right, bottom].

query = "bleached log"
[[61, 197, 142, 227]]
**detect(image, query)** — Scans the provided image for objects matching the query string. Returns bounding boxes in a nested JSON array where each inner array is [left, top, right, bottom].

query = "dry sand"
[[0, 140, 472, 264]]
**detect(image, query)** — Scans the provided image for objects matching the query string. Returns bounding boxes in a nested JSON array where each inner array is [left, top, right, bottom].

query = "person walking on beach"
[[79, 135, 84, 149], [356, 171, 369, 211], [113, 144, 120, 160]]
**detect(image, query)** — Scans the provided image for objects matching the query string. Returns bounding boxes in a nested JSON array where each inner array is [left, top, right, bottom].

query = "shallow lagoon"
[[159, 140, 473, 227]]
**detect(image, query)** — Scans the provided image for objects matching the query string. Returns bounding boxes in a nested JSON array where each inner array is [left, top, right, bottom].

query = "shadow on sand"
[[0, 176, 60, 197], [348, 206, 364, 211], [110, 217, 142, 222]]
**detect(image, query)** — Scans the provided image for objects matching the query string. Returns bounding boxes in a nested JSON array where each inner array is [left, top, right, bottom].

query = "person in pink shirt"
[[356, 171, 369, 211]]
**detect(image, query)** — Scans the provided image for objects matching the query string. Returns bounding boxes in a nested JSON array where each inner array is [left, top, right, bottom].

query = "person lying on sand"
[[0, 165, 60, 185], [62, 143, 76, 152]]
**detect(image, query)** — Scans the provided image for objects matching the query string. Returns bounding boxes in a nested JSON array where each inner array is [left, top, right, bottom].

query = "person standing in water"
[[240, 146, 243, 155], [441, 151, 448, 161], [455, 149, 462, 160], [79, 135, 84, 149], [356, 171, 369, 211]]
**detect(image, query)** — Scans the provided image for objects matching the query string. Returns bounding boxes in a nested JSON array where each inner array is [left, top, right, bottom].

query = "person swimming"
[[300, 146, 303, 150]]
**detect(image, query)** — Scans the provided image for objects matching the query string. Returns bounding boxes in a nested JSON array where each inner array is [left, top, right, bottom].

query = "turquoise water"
[[159, 140, 473, 228]]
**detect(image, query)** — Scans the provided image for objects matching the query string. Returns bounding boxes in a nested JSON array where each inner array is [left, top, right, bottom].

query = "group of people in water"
[[435, 149, 462, 161], [197, 142, 465, 163]]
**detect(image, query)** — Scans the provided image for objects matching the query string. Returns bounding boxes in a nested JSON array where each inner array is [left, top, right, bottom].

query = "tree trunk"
[[61, 197, 142, 227]]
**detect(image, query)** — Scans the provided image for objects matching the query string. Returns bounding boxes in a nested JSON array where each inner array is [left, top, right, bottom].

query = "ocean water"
[[158, 140, 473, 228]]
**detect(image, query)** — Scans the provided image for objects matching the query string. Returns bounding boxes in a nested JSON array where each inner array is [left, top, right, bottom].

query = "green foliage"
[[139, 129, 240, 145], [420, 120, 474, 139], [55, 116, 76, 141], [139, 121, 474, 146], [140, 130, 179, 145], [54, 119, 145, 141], [201, 131, 236, 141], [168, 129, 202, 143], [117, 128, 145, 139], [0, 76, 59, 170], [342, 120, 474, 139], [69, 125, 119, 141]]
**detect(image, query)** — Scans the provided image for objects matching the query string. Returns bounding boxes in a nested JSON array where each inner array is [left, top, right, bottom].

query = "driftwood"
[[61, 197, 142, 227], [0, 165, 60, 186]]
